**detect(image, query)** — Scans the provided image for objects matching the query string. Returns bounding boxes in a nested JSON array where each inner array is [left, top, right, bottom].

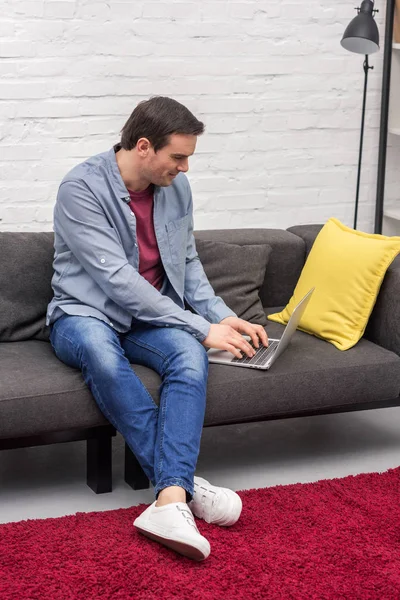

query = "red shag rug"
[[1, 468, 400, 600]]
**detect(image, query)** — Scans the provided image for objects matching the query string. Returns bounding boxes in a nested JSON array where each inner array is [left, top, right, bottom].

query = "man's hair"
[[120, 96, 205, 152]]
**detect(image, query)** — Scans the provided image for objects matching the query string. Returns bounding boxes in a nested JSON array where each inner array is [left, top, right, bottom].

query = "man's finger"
[[231, 331, 256, 356], [249, 331, 260, 348], [229, 322, 267, 350], [237, 326, 260, 350], [236, 334, 256, 356], [258, 326, 269, 346], [246, 325, 268, 348]]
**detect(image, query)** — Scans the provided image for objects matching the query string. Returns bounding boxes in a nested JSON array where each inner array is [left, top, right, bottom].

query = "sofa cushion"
[[201, 318, 400, 425], [2, 322, 400, 438], [195, 239, 271, 325], [100, 317, 400, 425], [194, 229, 305, 307], [270, 218, 400, 351], [0, 341, 110, 438], [0, 232, 54, 342], [0, 229, 305, 343], [288, 225, 400, 358]]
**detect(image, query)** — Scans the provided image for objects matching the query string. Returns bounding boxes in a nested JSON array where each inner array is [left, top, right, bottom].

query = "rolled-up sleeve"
[[55, 179, 211, 341]]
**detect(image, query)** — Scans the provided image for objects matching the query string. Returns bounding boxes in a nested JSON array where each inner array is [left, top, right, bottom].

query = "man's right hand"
[[201, 324, 256, 359]]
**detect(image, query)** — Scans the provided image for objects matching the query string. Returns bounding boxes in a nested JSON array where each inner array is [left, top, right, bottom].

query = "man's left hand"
[[219, 317, 269, 349]]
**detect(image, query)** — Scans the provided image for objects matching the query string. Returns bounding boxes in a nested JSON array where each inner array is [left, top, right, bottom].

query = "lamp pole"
[[354, 55, 374, 230]]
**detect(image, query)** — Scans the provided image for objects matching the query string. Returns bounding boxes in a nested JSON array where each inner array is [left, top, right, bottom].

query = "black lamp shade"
[[341, 0, 380, 54]]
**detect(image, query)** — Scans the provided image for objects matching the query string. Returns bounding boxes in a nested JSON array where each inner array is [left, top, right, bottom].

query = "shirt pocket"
[[166, 214, 189, 265]]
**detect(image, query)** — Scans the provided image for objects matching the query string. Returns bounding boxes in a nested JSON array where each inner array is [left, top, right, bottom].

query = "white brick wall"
[[0, 0, 392, 232]]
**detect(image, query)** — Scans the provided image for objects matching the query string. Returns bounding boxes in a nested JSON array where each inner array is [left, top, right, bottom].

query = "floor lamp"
[[341, 0, 380, 230]]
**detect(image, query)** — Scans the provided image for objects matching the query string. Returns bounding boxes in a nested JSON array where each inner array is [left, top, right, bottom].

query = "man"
[[47, 96, 269, 561]]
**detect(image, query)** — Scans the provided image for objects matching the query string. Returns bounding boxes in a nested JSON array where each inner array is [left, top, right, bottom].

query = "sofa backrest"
[[0, 232, 54, 342], [0, 228, 307, 342], [2, 226, 398, 353]]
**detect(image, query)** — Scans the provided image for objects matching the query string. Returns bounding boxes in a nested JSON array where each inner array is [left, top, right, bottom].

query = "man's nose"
[[178, 159, 189, 172]]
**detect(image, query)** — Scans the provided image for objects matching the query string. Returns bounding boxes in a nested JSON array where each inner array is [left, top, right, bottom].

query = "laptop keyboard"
[[231, 339, 279, 366]]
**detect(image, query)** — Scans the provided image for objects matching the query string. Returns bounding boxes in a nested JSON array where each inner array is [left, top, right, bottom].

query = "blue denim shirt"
[[46, 146, 237, 341]]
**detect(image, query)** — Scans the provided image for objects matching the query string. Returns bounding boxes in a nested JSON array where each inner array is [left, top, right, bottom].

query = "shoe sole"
[[134, 524, 210, 561]]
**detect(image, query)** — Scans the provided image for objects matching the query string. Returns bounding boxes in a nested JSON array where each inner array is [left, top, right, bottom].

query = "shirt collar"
[[106, 144, 130, 201], [107, 144, 161, 203]]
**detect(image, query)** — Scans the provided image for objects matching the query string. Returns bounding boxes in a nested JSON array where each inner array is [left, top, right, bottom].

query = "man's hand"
[[201, 316, 269, 359]]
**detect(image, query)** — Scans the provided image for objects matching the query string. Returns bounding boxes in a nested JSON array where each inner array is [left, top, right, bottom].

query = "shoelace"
[[176, 504, 199, 532], [192, 483, 218, 520]]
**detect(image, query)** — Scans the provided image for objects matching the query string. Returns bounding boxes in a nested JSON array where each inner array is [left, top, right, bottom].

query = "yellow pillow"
[[268, 218, 400, 350]]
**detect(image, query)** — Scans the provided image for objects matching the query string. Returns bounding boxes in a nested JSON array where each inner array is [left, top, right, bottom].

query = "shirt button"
[[100, 258, 106, 264], [134, 243, 138, 247], [109, 322, 114, 327]]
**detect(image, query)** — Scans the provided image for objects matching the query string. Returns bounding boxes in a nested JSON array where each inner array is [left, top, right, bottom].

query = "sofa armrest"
[[286, 224, 323, 257], [365, 257, 400, 356]]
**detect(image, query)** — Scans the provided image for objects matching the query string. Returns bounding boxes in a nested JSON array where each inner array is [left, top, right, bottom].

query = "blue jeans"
[[49, 314, 209, 502]]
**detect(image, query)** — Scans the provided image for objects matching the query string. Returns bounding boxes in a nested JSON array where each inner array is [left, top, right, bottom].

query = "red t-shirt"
[[128, 185, 165, 291]]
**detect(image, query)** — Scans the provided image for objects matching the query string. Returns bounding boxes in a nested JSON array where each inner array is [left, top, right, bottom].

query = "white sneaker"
[[133, 501, 211, 561], [189, 476, 243, 527]]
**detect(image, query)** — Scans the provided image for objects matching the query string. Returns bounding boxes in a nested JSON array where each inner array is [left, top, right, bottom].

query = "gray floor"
[[1, 407, 400, 524]]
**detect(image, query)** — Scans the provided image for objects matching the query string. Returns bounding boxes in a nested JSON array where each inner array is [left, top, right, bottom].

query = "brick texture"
[[0, 0, 394, 232]]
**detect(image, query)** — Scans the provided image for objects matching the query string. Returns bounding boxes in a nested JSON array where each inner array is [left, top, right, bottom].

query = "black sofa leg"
[[87, 435, 112, 494], [124, 443, 150, 490]]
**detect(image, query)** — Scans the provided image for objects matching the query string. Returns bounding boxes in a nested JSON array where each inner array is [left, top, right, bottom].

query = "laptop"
[[207, 288, 314, 371]]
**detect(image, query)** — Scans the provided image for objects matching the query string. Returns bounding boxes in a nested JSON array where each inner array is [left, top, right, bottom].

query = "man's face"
[[140, 133, 197, 187]]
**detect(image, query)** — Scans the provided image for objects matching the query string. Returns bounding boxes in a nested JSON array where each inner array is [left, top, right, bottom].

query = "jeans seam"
[[50, 328, 81, 363], [123, 329, 201, 495], [157, 377, 169, 481], [53, 324, 160, 411], [81, 357, 116, 426], [123, 332, 171, 413], [52, 326, 130, 427], [82, 354, 157, 484], [122, 332, 169, 369]]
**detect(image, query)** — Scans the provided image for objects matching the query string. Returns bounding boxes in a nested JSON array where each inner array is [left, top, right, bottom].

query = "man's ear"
[[136, 137, 151, 157]]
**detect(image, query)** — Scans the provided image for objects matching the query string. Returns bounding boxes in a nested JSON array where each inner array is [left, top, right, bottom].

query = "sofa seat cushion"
[[0, 341, 110, 439], [201, 319, 400, 425], [94, 318, 399, 426], [0, 340, 164, 440], [3, 320, 399, 438]]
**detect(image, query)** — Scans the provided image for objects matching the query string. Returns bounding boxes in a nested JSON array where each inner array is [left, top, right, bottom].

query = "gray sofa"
[[1, 226, 399, 494]]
